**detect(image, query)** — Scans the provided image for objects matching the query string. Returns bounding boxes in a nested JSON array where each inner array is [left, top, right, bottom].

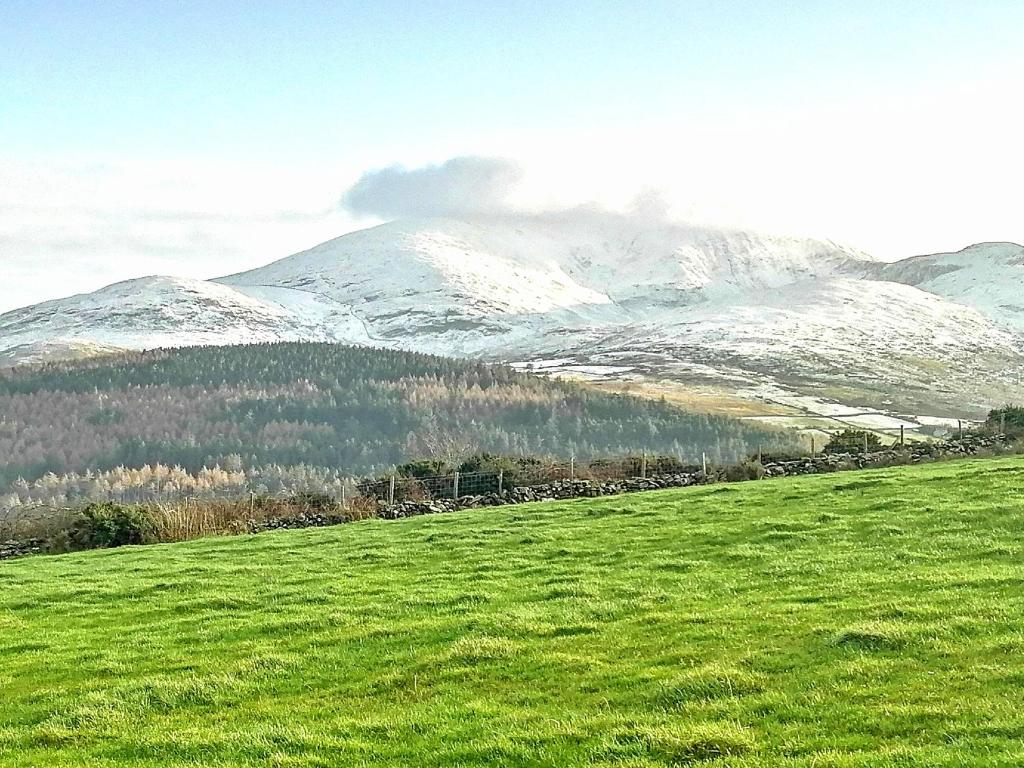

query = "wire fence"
[[354, 454, 709, 506], [4, 425, 1017, 542], [2, 431, 1018, 551], [0, 452, 710, 537]]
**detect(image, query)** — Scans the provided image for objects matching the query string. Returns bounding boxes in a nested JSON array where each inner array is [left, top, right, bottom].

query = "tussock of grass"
[[546, 582, 600, 600], [603, 722, 755, 764], [656, 665, 765, 707], [655, 559, 706, 573], [443, 635, 519, 663], [831, 622, 911, 651], [657, 722, 756, 763], [543, 623, 598, 637], [3, 456, 1024, 766]]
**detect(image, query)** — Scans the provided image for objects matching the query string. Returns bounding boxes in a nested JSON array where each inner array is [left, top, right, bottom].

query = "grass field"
[[2, 457, 1024, 766]]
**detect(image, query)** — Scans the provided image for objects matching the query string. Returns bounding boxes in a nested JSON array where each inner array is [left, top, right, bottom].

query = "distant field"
[[572, 375, 966, 447], [2, 457, 1024, 766], [570, 377, 796, 419]]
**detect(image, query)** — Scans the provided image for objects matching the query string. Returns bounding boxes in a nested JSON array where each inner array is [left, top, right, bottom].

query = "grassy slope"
[[2, 458, 1024, 767]]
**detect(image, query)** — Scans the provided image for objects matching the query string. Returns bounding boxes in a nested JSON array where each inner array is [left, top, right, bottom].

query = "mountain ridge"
[[2, 216, 1021, 419], [867, 242, 1024, 333]]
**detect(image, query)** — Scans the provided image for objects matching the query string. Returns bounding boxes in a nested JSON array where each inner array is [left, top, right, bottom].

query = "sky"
[[1, 0, 1023, 313]]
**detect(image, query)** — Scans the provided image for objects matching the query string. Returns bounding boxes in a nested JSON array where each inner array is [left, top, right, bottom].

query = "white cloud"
[[341, 156, 523, 218]]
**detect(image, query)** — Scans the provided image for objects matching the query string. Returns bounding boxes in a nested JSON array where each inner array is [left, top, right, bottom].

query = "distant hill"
[[0, 342, 796, 508], [869, 242, 1024, 332]]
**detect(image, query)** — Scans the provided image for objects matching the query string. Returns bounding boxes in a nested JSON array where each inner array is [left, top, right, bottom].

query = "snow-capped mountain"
[[1, 215, 1021, 418], [214, 215, 875, 353]]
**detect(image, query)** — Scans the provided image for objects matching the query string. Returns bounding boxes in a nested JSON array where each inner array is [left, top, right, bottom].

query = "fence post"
[[1001, 412, 1006, 435], [389, 475, 395, 506], [249, 492, 255, 516], [958, 419, 963, 440], [810, 436, 816, 456], [757, 445, 763, 464], [570, 456, 575, 481], [497, 469, 504, 496], [702, 452, 708, 475], [863, 432, 869, 454], [340, 483, 346, 508], [453, 471, 460, 499], [900, 424, 905, 447], [641, 450, 647, 479]]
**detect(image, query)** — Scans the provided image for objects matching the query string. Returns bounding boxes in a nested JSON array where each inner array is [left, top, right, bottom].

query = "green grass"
[[3, 457, 1024, 767]]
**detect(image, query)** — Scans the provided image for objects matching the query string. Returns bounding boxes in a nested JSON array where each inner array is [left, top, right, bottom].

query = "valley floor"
[[2, 458, 1024, 766]]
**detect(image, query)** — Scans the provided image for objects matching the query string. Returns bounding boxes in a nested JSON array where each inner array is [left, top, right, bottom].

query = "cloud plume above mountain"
[[341, 156, 523, 219]]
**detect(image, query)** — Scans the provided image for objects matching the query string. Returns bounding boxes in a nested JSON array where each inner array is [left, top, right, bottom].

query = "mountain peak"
[[952, 241, 1023, 254]]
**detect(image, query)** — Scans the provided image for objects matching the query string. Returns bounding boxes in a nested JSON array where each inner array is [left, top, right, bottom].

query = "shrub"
[[986, 406, 1024, 436], [359, 474, 442, 503], [723, 460, 766, 482], [289, 492, 338, 514], [364, 453, 573, 500], [66, 502, 156, 550], [343, 495, 383, 521], [395, 459, 450, 478], [825, 430, 882, 455], [458, 453, 550, 489]]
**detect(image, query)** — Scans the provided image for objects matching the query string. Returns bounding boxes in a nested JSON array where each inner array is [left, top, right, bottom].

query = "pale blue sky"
[[2, 1, 1023, 311], [4, 0, 1021, 159]]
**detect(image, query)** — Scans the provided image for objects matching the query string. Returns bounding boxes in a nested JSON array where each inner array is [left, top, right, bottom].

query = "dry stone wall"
[[0, 435, 1011, 560]]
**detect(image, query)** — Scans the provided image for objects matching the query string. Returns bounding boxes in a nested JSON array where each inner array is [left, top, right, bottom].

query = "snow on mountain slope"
[[867, 242, 1024, 332], [217, 215, 874, 352], [0, 275, 371, 363], [222, 214, 875, 304], [217, 218, 619, 355], [502, 275, 1024, 416], [0, 217, 1020, 417], [560, 278, 1022, 386]]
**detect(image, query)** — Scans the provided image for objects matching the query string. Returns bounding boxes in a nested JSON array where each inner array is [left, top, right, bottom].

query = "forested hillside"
[[0, 343, 795, 507]]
